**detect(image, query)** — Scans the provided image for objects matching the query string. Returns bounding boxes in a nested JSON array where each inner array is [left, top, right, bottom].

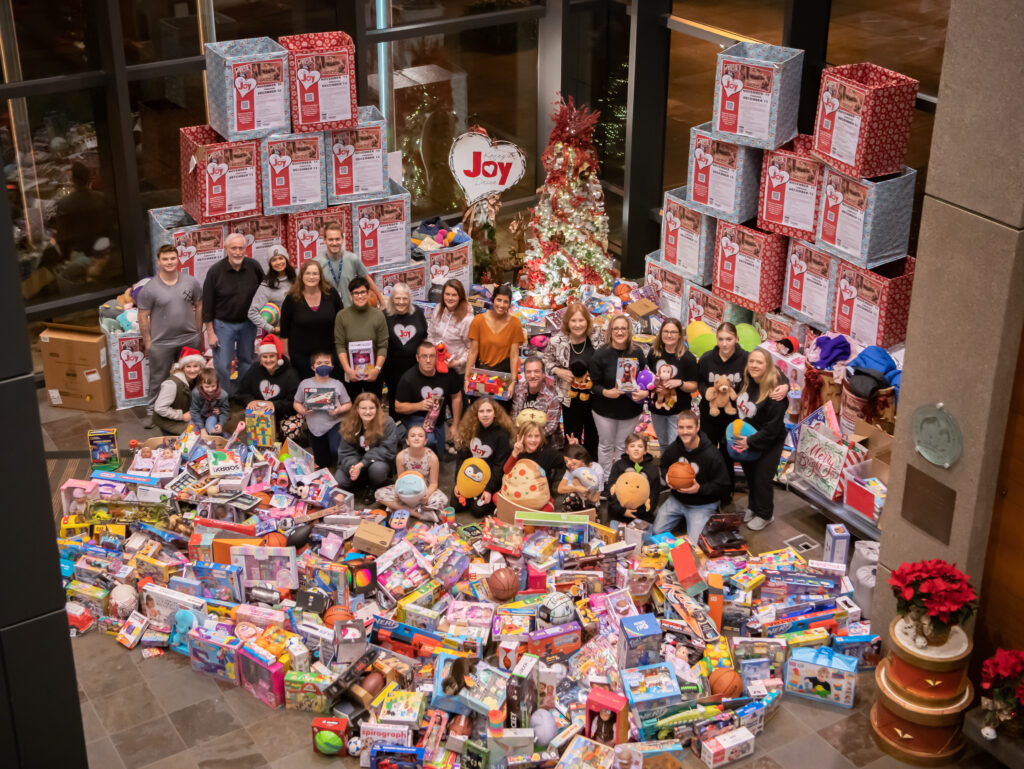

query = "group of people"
[[137, 233, 790, 536]]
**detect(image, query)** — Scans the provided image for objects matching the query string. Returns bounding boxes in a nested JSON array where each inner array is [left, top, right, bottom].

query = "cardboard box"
[[204, 38, 290, 141], [426, 241, 473, 296], [371, 261, 428, 303], [686, 121, 762, 223], [812, 62, 919, 179], [645, 251, 687, 320], [684, 282, 753, 331], [353, 520, 394, 557], [815, 166, 916, 268], [40, 324, 113, 413], [353, 179, 412, 269], [700, 726, 755, 767], [261, 131, 328, 215], [661, 186, 716, 286], [106, 330, 150, 410], [782, 240, 836, 330], [226, 214, 286, 272], [831, 257, 915, 347], [328, 106, 389, 204], [286, 205, 353, 268], [179, 125, 261, 224], [712, 42, 803, 149], [712, 221, 787, 313], [279, 31, 358, 132], [148, 206, 228, 285], [758, 134, 824, 242]]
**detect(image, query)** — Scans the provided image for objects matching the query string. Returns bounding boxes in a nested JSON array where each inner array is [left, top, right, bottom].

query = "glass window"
[[210, 0, 338, 42], [3, 90, 124, 306], [671, 0, 785, 45], [121, 1, 200, 65], [376, 0, 543, 27], [7, 0, 101, 79], [662, 33, 719, 191]]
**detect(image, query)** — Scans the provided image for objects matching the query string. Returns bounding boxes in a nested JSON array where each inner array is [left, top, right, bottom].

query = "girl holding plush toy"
[[646, 319, 699, 455], [453, 398, 515, 517]]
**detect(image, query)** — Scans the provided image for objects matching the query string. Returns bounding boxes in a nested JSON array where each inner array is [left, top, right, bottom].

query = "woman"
[[280, 260, 343, 379], [152, 348, 205, 435], [646, 318, 699, 454], [247, 248, 295, 334], [382, 282, 428, 415], [589, 314, 649, 477], [465, 284, 525, 409], [502, 422, 566, 510], [335, 392, 400, 497], [453, 397, 515, 517], [543, 302, 603, 459], [731, 349, 789, 531], [427, 279, 473, 378]]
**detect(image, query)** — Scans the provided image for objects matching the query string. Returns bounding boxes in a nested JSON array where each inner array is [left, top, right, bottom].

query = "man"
[[512, 356, 562, 445], [202, 232, 265, 394], [55, 161, 109, 258], [394, 341, 463, 454], [137, 244, 203, 428], [653, 411, 730, 539], [334, 276, 388, 399], [315, 221, 381, 307]]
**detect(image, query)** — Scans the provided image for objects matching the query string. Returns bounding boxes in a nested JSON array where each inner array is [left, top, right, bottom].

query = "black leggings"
[[739, 440, 786, 520], [562, 399, 598, 460], [702, 415, 736, 504]]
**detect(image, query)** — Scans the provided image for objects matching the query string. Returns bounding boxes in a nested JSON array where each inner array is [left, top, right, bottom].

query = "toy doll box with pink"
[[645, 251, 687, 321], [757, 135, 825, 242], [327, 105, 389, 204], [286, 204, 353, 268], [260, 131, 328, 215], [180, 125, 262, 224], [189, 626, 243, 684], [230, 544, 299, 589], [711, 221, 787, 313], [684, 281, 753, 331], [352, 178, 412, 269], [204, 38, 290, 142], [279, 31, 358, 132], [148, 206, 227, 285], [831, 256, 915, 348], [782, 240, 836, 330], [238, 642, 286, 708], [711, 42, 803, 150], [686, 122, 762, 224], [661, 187, 715, 286]]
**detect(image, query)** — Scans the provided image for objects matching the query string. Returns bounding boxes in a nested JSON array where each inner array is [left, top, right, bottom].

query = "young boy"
[[190, 368, 229, 438], [293, 350, 351, 468], [606, 433, 662, 525]]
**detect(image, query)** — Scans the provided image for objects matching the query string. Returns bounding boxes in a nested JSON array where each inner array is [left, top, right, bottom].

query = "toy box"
[[465, 368, 514, 401], [147, 206, 227, 284], [188, 561, 244, 602], [483, 517, 524, 557], [328, 106, 389, 203], [189, 626, 243, 684], [179, 125, 261, 224], [456, 662, 509, 716], [88, 428, 119, 469], [782, 240, 836, 329], [370, 745, 424, 769], [140, 583, 207, 632], [685, 281, 753, 330], [812, 62, 919, 179], [816, 166, 916, 268], [105, 330, 150, 409], [359, 722, 413, 768], [204, 38, 290, 141], [228, 214, 285, 272], [285, 669, 342, 713], [661, 187, 716, 286], [261, 131, 327, 215], [712, 220, 787, 313], [686, 122, 762, 223], [785, 645, 858, 707], [617, 613, 662, 669], [831, 256, 915, 347], [556, 735, 613, 769], [353, 179, 412, 268], [352, 520, 394, 556], [758, 135, 824, 242], [230, 544, 299, 589], [712, 42, 803, 149], [244, 400, 276, 448], [286, 204, 353, 267], [645, 251, 687, 320], [116, 611, 149, 649], [526, 621, 581, 662], [823, 523, 850, 564], [311, 716, 349, 756], [700, 726, 755, 768], [238, 642, 286, 708], [506, 652, 539, 728], [371, 260, 427, 302], [831, 633, 881, 669], [279, 31, 358, 132], [379, 688, 427, 727], [622, 663, 682, 721], [586, 686, 629, 746]]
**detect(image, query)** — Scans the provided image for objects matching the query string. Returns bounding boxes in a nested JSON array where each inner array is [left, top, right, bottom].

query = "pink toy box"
[[189, 626, 243, 685], [238, 642, 286, 708]]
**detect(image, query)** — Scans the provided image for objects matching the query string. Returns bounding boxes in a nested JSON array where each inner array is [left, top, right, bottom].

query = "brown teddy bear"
[[705, 375, 738, 417]]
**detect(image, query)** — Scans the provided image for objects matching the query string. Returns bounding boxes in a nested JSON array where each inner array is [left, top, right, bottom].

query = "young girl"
[[503, 422, 566, 510], [293, 350, 352, 469], [190, 368, 229, 437], [646, 318, 698, 455], [557, 444, 604, 509], [606, 433, 662, 525], [453, 397, 516, 517], [335, 393, 400, 496], [374, 425, 448, 511]]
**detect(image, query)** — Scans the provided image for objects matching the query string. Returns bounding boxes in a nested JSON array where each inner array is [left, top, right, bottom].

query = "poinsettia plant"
[[888, 559, 977, 630], [980, 648, 1024, 738]]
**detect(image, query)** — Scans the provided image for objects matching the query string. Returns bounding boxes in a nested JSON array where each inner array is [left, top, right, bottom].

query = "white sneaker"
[[742, 508, 754, 523], [747, 516, 774, 531]]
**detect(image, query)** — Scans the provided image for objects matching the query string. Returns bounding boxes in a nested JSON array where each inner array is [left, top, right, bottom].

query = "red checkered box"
[[811, 63, 918, 179], [279, 32, 358, 132], [831, 256, 915, 348], [179, 125, 261, 224], [286, 206, 353, 268], [712, 221, 788, 313], [757, 135, 824, 242]]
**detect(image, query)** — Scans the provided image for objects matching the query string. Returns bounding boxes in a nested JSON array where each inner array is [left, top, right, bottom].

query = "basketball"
[[323, 605, 354, 629], [708, 667, 744, 697], [263, 531, 287, 548], [666, 461, 696, 491], [488, 567, 520, 602]]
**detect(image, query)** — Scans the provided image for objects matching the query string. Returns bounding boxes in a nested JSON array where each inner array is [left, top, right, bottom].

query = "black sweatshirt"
[[738, 381, 788, 453], [234, 361, 300, 419], [202, 258, 265, 323], [504, 447, 566, 489], [607, 452, 662, 522], [660, 431, 731, 506], [456, 423, 513, 495], [280, 289, 343, 355], [589, 345, 646, 420], [646, 348, 699, 415]]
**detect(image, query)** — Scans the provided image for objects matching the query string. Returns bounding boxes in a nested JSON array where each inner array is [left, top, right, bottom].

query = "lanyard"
[[324, 256, 343, 289]]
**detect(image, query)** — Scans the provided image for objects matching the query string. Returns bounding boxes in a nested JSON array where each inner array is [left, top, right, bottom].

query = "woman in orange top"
[[465, 285, 525, 408]]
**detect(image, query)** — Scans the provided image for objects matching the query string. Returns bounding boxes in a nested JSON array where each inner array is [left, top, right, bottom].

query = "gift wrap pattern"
[[205, 38, 290, 141], [279, 31, 358, 132], [351, 179, 412, 269], [832, 256, 915, 348], [782, 240, 836, 329], [106, 330, 150, 410], [645, 251, 687, 321], [260, 131, 328, 215], [712, 220, 788, 313], [148, 206, 228, 285], [686, 122, 763, 223], [286, 205, 353, 268], [327, 105, 389, 204], [179, 125, 262, 224], [372, 260, 428, 302], [684, 281, 753, 330], [661, 186, 716, 286], [757, 135, 824, 242], [226, 214, 286, 272]]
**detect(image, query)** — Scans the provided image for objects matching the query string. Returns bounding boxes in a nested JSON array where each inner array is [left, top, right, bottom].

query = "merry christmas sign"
[[449, 131, 526, 206]]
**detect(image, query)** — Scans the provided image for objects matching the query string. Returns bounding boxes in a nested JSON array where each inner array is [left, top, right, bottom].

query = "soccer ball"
[[259, 302, 280, 327], [537, 592, 575, 627]]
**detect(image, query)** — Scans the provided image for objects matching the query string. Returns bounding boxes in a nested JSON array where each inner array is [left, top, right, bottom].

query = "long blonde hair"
[[340, 393, 388, 446], [740, 348, 781, 404], [455, 397, 515, 449]]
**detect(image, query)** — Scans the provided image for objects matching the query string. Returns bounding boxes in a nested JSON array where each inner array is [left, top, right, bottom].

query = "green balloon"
[[736, 323, 761, 352], [688, 332, 717, 358]]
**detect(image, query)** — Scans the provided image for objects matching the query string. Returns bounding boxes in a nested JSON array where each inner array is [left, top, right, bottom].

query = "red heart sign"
[[449, 131, 526, 206]]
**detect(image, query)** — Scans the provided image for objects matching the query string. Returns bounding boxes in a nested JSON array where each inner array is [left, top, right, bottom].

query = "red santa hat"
[[177, 347, 205, 368], [258, 334, 283, 362]]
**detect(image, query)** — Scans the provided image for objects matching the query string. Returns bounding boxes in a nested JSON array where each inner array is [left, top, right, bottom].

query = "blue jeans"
[[212, 319, 256, 395], [402, 414, 445, 455], [204, 416, 219, 433], [651, 412, 680, 455], [653, 495, 718, 538], [310, 424, 341, 469]]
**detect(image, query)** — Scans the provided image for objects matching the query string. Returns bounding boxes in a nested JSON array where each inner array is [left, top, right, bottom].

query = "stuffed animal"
[[394, 471, 426, 508], [569, 360, 592, 402], [610, 470, 651, 515], [654, 363, 678, 410], [500, 459, 551, 510], [435, 342, 451, 374], [705, 375, 738, 417], [455, 458, 490, 506], [515, 408, 547, 430]]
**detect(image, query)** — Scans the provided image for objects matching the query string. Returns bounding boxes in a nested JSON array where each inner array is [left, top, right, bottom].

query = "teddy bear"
[[705, 375, 738, 417], [568, 360, 592, 402], [654, 363, 678, 410]]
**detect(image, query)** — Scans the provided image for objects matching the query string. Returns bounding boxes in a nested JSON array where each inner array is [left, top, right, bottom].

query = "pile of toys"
[[59, 423, 881, 769]]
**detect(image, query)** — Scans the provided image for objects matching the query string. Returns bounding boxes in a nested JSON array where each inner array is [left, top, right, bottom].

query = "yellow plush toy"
[[455, 458, 490, 506], [610, 470, 651, 515]]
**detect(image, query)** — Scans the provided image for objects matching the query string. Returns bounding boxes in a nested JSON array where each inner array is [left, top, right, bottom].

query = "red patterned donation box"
[[686, 282, 753, 331], [279, 32, 358, 132], [758, 135, 824, 242], [180, 125, 261, 224], [832, 257, 915, 348], [812, 63, 918, 179], [712, 221, 787, 313], [286, 206, 352, 268], [795, 424, 867, 501], [783, 240, 836, 330]]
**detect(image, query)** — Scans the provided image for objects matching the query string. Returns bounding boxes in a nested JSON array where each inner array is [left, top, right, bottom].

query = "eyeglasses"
[[351, 289, 368, 296]]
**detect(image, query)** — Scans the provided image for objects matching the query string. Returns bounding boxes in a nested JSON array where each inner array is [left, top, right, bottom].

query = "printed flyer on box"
[[113, 335, 149, 404], [833, 265, 881, 346], [428, 242, 472, 293], [229, 217, 284, 272], [690, 135, 738, 215], [295, 51, 353, 126], [290, 207, 352, 267], [232, 60, 287, 134], [662, 198, 702, 275], [645, 259, 684, 320], [356, 198, 407, 268], [762, 154, 820, 234], [716, 225, 763, 303], [819, 171, 867, 257], [785, 242, 832, 324], [376, 262, 427, 302], [815, 78, 866, 167], [173, 225, 225, 285], [203, 144, 258, 219], [717, 61, 774, 141], [330, 125, 385, 197], [267, 136, 324, 208]]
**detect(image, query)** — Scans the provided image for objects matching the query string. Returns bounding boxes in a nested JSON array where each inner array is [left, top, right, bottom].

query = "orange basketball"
[[666, 461, 696, 491], [488, 567, 520, 602], [708, 667, 743, 698], [263, 531, 287, 548], [323, 605, 354, 629]]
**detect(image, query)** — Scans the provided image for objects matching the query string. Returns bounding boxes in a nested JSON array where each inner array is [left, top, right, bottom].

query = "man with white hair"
[[202, 232, 265, 393]]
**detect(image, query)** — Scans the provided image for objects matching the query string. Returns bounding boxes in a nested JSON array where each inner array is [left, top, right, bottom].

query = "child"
[[374, 425, 448, 511], [293, 350, 352, 469], [190, 368, 229, 437], [503, 422, 566, 511], [558, 444, 604, 509], [606, 433, 662, 525]]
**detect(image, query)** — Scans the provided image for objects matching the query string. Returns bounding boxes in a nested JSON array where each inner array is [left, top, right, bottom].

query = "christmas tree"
[[519, 97, 613, 309]]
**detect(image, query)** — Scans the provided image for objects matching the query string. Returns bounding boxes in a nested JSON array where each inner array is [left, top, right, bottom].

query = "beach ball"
[[259, 302, 280, 327]]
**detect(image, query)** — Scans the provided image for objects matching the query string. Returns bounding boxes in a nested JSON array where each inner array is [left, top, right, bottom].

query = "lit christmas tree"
[[519, 97, 613, 309]]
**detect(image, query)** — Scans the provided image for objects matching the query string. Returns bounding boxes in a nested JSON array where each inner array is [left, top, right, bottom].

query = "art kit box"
[[684, 282, 752, 331], [179, 125, 261, 224], [372, 260, 428, 303], [279, 31, 358, 132], [106, 330, 149, 409], [661, 186, 716, 286], [327, 105, 389, 203], [645, 251, 687, 320], [204, 38, 290, 141], [785, 645, 857, 708], [286, 205, 353, 268], [352, 179, 412, 269], [812, 62, 919, 179], [711, 42, 803, 149], [758, 135, 824, 242], [831, 257, 915, 347], [189, 626, 243, 684], [261, 131, 328, 215], [228, 214, 285, 272], [687, 121, 762, 223], [427, 240, 473, 296], [815, 166, 916, 268], [712, 221, 787, 313], [782, 240, 836, 329], [148, 206, 227, 285], [39, 323, 113, 413]]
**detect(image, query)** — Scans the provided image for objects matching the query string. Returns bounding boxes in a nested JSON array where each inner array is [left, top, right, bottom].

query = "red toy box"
[[832, 257, 915, 348], [712, 221, 788, 313], [286, 205, 353, 268], [179, 125, 261, 224], [757, 134, 824, 242], [279, 32, 358, 132]]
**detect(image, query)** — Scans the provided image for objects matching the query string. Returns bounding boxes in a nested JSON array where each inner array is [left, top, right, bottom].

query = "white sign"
[[449, 131, 526, 206]]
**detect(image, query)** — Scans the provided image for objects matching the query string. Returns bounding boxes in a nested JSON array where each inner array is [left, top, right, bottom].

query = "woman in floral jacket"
[[542, 302, 603, 459]]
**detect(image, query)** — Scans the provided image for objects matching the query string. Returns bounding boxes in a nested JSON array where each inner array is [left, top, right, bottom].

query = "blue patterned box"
[[148, 206, 227, 286], [687, 122, 762, 223], [352, 179, 412, 269], [372, 260, 427, 302], [327, 106, 389, 205], [662, 186, 715, 286], [782, 240, 836, 330], [260, 131, 328, 216], [645, 250, 687, 321], [205, 38, 290, 141], [711, 43, 803, 150], [814, 166, 916, 268]]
